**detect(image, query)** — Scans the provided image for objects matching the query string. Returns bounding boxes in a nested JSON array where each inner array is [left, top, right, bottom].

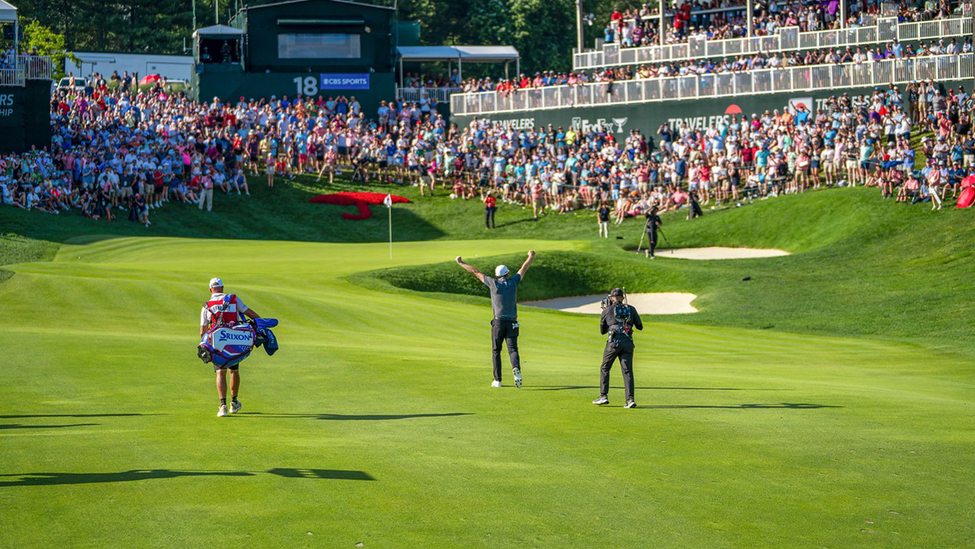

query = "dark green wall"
[[451, 81, 973, 141], [195, 0, 397, 118], [194, 70, 394, 118], [242, 0, 395, 73], [0, 80, 51, 154]]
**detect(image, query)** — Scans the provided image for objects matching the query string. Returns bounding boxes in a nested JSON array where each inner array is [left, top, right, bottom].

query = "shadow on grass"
[[0, 468, 375, 487], [645, 402, 841, 410], [0, 413, 154, 419], [0, 423, 98, 430], [527, 385, 747, 392], [495, 217, 537, 229], [241, 412, 471, 421]]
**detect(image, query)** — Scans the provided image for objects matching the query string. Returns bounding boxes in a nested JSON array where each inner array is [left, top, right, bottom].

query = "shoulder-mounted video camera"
[[602, 288, 632, 336]]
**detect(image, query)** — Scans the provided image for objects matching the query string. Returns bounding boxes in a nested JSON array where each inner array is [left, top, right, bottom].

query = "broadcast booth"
[[0, 0, 52, 153], [191, 0, 396, 115], [194, 25, 244, 66]]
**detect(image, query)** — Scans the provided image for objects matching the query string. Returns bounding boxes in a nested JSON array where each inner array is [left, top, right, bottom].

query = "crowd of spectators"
[[396, 81, 975, 219], [1, 43, 43, 72], [604, 0, 963, 49], [401, 70, 462, 89], [460, 35, 971, 95], [4, 73, 974, 228], [1, 80, 431, 225]]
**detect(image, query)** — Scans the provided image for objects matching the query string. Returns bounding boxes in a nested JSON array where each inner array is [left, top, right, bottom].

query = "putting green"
[[2, 231, 973, 549]]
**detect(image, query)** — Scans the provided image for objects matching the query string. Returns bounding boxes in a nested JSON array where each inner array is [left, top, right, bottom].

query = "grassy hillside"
[[2, 175, 975, 547], [5, 175, 975, 351], [359, 188, 975, 353]]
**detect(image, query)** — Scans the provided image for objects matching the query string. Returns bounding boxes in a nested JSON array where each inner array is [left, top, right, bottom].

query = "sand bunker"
[[524, 293, 698, 315], [656, 247, 790, 260]]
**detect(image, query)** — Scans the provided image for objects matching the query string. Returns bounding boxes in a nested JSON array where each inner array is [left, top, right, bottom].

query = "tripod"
[[351, 162, 367, 183]]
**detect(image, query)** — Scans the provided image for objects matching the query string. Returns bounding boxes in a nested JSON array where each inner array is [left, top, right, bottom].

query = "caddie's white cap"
[[495, 265, 509, 277], [209, 277, 223, 289]]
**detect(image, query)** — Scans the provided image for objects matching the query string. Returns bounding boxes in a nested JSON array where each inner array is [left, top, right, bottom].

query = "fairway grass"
[[2, 233, 974, 548]]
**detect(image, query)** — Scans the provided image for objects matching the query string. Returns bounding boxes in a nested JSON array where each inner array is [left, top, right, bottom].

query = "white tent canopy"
[[453, 46, 519, 62], [0, 0, 17, 24], [397, 46, 466, 63], [396, 45, 520, 85], [397, 45, 518, 63], [193, 24, 245, 38]]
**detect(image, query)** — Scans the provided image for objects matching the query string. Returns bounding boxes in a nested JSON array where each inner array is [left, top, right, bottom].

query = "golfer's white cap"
[[495, 265, 509, 277], [209, 277, 223, 289]]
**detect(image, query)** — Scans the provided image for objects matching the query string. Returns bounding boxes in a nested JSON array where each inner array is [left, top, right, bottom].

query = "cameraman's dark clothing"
[[644, 213, 661, 256], [598, 305, 644, 402], [490, 318, 521, 382], [482, 274, 523, 381]]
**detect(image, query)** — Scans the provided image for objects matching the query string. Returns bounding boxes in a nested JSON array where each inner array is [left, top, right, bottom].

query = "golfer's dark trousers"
[[491, 318, 520, 381], [485, 206, 496, 228], [599, 339, 635, 402]]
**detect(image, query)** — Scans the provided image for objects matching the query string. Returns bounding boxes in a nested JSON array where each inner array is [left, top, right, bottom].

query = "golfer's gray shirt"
[[483, 274, 521, 320]]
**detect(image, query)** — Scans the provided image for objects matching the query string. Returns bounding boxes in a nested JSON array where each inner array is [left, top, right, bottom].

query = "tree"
[[22, 19, 78, 79]]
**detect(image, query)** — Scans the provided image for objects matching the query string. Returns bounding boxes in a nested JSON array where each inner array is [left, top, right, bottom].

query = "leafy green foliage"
[[16, 0, 194, 55], [22, 20, 77, 79]]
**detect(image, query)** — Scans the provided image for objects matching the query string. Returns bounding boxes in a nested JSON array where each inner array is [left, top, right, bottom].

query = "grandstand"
[[450, 3, 974, 134]]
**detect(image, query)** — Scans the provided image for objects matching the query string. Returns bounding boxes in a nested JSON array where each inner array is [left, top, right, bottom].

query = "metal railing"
[[0, 55, 53, 86], [452, 53, 974, 116], [396, 87, 462, 103], [0, 66, 26, 87], [21, 55, 52, 80], [574, 14, 972, 70]]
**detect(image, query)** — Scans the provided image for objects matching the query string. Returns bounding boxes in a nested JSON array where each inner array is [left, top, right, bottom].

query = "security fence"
[[452, 53, 974, 116]]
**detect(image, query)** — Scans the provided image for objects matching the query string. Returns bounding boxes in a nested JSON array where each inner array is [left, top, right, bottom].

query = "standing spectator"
[[199, 170, 214, 212], [597, 200, 611, 238], [484, 192, 497, 229]]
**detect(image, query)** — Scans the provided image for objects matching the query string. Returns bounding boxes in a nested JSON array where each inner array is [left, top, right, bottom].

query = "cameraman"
[[644, 205, 661, 259], [592, 288, 643, 408]]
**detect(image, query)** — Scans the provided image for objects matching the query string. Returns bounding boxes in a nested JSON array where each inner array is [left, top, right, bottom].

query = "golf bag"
[[198, 318, 279, 368]]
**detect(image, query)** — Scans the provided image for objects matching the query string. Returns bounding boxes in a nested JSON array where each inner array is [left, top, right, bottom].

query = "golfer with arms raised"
[[201, 278, 262, 417], [456, 251, 536, 388]]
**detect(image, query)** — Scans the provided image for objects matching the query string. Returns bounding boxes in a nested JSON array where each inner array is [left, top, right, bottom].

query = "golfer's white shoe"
[[512, 368, 523, 388], [592, 396, 609, 406], [230, 399, 242, 414], [217, 405, 229, 417], [491, 380, 502, 388]]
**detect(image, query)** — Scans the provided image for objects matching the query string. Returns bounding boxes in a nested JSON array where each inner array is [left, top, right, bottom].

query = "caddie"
[[200, 277, 262, 417]]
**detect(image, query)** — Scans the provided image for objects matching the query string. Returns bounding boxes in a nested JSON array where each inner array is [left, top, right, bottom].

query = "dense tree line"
[[399, 0, 625, 75], [15, 0, 626, 74]]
